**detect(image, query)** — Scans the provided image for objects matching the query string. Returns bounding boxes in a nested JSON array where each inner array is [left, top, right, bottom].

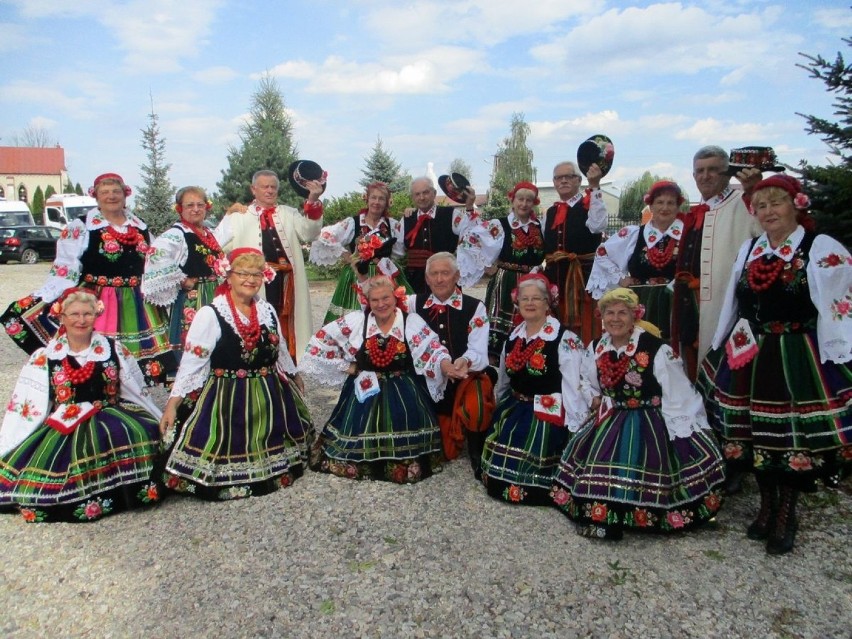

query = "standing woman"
[[484, 182, 546, 362], [309, 182, 411, 324], [0, 289, 163, 522], [1, 173, 173, 384], [481, 274, 591, 505], [159, 248, 312, 501], [142, 186, 224, 364], [587, 180, 685, 340], [699, 175, 851, 554]]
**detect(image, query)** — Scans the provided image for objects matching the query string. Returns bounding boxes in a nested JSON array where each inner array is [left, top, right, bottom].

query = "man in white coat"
[[215, 169, 323, 361]]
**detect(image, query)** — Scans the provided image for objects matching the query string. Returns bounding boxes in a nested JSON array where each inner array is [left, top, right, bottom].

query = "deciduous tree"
[[484, 112, 535, 219]]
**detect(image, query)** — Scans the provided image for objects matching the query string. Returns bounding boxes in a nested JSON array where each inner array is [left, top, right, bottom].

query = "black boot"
[[466, 430, 487, 481], [766, 484, 799, 555], [723, 466, 745, 495], [746, 474, 777, 540]]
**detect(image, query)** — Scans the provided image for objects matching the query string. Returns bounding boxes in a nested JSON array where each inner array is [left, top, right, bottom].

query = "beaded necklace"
[[105, 224, 143, 246], [193, 227, 222, 254], [747, 256, 784, 292], [505, 336, 544, 374], [597, 351, 631, 388], [226, 291, 261, 352], [365, 335, 404, 367], [645, 236, 677, 270], [61, 356, 97, 384], [511, 223, 543, 250]]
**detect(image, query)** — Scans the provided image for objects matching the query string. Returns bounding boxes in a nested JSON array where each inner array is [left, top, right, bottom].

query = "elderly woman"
[[481, 273, 591, 505], [587, 180, 686, 340], [484, 182, 546, 362], [142, 186, 224, 364], [698, 175, 851, 555], [0, 289, 163, 522], [309, 181, 411, 324], [299, 275, 457, 483], [1, 173, 173, 384], [159, 248, 312, 501], [552, 288, 725, 540]]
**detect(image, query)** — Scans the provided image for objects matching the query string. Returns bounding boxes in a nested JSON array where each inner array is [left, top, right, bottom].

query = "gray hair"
[[410, 176, 436, 194], [361, 274, 396, 298], [693, 146, 728, 170], [425, 252, 459, 275], [553, 161, 580, 177], [252, 170, 280, 187]]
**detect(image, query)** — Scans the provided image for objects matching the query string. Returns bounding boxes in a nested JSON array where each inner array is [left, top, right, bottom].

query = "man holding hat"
[[215, 165, 325, 360]]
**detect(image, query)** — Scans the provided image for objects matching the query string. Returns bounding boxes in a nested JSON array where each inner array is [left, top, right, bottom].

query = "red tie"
[[405, 212, 431, 247], [260, 207, 276, 231], [689, 203, 710, 231], [551, 202, 568, 228]]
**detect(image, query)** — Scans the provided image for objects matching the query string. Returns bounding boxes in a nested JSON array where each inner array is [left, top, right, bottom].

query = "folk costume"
[[410, 290, 493, 473], [542, 188, 608, 344], [1, 208, 174, 384], [587, 219, 684, 340], [481, 315, 591, 505], [142, 221, 224, 363], [214, 199, 323, 359], [552, 326, 725, 540], [162, 294, 311, 501], [0, 331, 163, 522], [299, 307, 452, 484]]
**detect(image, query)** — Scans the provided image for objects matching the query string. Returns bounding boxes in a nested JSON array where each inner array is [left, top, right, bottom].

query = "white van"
[[0, 200, 35, 227], [44, 193, 97, 230]]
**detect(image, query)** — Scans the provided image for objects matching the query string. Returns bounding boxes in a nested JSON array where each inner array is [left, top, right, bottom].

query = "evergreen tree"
[[358, 137, 410, 193], [218, 75, 300, 207], [74, 182, 83, 195], [62, 179, 75, 194], [797, 35, 852, 247], [134, 102, 176, 236], [44, 185, 56, 200], [31, 185, 44, 224], [484, 113, 535, 219]]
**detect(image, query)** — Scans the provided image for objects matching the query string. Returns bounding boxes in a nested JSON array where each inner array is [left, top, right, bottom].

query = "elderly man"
[[409, 252, 493, 477], [542, 161, 608, 345], [672, 146, 760, 381], [215, 169, 324, 360], [396, 176, 495, 296]]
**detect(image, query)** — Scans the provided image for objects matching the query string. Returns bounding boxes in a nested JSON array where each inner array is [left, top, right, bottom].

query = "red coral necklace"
[[597, 352, 631, 388], [61, 356, 96, 384], [365, 335, 403, 367], [106, 224, 142, 246], [194, 227, 222, 254], [227, 292, 261, 352], [506, 337, 544, 373], [747, 256, 784, 292], [645, 237, 677, 270]]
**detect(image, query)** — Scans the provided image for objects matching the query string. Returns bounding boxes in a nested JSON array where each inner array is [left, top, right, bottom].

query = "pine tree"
[[484, 113, 536, 219], [797, 35, 852, 247], [358, 137, 410, 193], [74, 183, 83, 195], [218, 75, 300, 207], [44, 185, 56, 200], [134, 101, 176, 235], [62, 179, 75, 194], [31, 185, 44, 224]]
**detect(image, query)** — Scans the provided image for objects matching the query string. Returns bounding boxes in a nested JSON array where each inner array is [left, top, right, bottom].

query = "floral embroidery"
[[20, 508, 47, 523], [590, 502, 608, 522], [787, 452, 813, 472], [136, 482, 161, 503], [723, 441, 744, 460], [817, 253, 851, 268], [164, 474, 196, 493], [830, 294, 852, 321], [186, 341, 211, 358], [503, 484, 527, 503], [73, 497, 113, 521], [550, 486, 571, 507], [666, 511, 686, 529], [218, 485, 251, 500]]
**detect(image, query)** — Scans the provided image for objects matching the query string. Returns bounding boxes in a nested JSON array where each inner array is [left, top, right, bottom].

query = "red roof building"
[[0, 146, 68, 204]]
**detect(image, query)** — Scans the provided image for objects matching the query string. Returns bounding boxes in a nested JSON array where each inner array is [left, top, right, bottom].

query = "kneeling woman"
[[0, 289, 163, 522], [481, 273, 592, 505], [159, 248, 312, 501], [552, 288, 725, 540], [299, 275, 456, 483]]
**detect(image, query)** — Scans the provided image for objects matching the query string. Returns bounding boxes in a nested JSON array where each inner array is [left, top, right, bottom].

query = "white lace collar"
[[423, 289, 463, 310], [46, 331, 112, 362], [746, 225, 805, 264], [643, 218, 684, 248], [508, 211, 541, 230], [508, 315, 561, 342], [595, 326, 644, 358], [366, 308, 405, 340]]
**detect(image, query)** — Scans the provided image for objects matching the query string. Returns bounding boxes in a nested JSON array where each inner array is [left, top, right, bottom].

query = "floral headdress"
[[507, 181, 540, 205], [49, 287, 104, 319], [212, 248, 275, 283], [88, 172, 132, 197], [511, 272, 559, 306]]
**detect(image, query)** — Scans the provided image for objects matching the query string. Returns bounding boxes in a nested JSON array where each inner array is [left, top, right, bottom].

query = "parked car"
[[0, 225, 61, 264]]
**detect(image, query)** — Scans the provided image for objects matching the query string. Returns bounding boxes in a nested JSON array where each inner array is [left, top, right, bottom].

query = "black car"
[[0, 226, 62, 264]]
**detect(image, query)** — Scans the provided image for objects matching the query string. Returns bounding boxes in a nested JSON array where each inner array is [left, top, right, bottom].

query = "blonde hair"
[[598, 287, 662, 338], [230, 252, 266, 272], [750, 186, 791, 208], [362, 274, 395, 298]]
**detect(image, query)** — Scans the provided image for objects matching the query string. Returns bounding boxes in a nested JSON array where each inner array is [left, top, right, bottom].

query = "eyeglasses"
[[232, 271, 264, 281], [553, 174, 580, 181], [182, 203, 208, 210], [63, 312, 96, 321], [518, 296, 547, 303]]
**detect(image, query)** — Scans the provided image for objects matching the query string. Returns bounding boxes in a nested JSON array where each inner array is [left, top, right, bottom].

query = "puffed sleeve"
[[141, 226, 189, 306], [0, 348, 51, 455], [115, 340, 162, 419], [299, 312, 364, 387], [807, 234, 852, 363], [586, 188, 609, 233], [654, 343, 710, 439], [711, 240, 750, 350], [309, 217, 357, 266], [34, 220, 88, 302], [560, 332, 593, 431], [462, 301, 489, 372], [586, 226, 638, 299], [405, 312, 452, 401], [580, 342, 601, 403], [169, 306, 222, 398], [458, 217, 504, 287]]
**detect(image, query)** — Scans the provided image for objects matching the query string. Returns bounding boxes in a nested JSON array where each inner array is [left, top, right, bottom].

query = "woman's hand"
[[619, 276, 638, 287], [440, 358, 466, 380], [181, 277, 198, 291], [347, 362, 358, 376], [159, 397, 182, 436], [590, 396, 602, 412]]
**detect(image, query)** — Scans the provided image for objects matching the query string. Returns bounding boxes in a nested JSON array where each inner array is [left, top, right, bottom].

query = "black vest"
[[402, 207, 458, 254], [543, 201, 602, 255], [626, 226, 679, 282], [414, 293, 478, 360], [505, 326, 566, 396], [177, 225, 221, 278], [80, 226, 151, 278]]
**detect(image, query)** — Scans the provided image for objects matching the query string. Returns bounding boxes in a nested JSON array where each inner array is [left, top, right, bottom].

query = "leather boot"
[[467, 430, 488, 481], [746, 474, 777, 540], [766, 484, 799, 555]]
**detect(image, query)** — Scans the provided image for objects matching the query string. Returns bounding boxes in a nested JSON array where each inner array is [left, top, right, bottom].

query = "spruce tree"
[[134, 102, 176, 235], [31, 185, 44, 224], [44, 185, 56, 200], [358, 137, 410, 193], [74, 183, 83, 195], [218, 75, 300, 207], [484, 113, 536, 219], [63, 179, 75, 194]]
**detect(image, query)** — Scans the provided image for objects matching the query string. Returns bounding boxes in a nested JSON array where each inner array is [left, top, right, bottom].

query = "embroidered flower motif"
[[732, 327, 749, 347], [723, 442, 743, 460], [704, 493, 721, 512], [550, 487, 571, 506], [666, 511, 685, 529], [830, 295, 852, 321], [61, 404, 81, 420], [818, 253, 846, 268], [543, 323, 554, 335], [778, 244, 793, 257], [596, 246, 607, 256], [505, 484, 526, 503], [407, 461, 421, 481], [617, 227, 629, 238], [528, 353, 546, 370], [590, 502, 608, 522], [634, 351, 649, 368], [788, 452, 812, 471], [624, 370, 642, 387], [5, 321, 22, 336], [359, 376, 373, 390], [633, 509, 649, 527]]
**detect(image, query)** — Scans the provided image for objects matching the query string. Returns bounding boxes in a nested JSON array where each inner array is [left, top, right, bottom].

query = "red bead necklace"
[[106, 225, 142, 246], [61, 356, 97, 384], [365, 335, 403, 367], [194, 227, 222, 255], [645, 237, 677, 270], [227, 291, 261, 352], [747, 256, 784, 292], [597, 352, 631, 388], [511, 224, 543, 250], [505, 337, 544, 373]]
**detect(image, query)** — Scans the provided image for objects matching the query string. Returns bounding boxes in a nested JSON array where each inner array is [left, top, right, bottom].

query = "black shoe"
[[724, 470, 744, 495], [746, 512, 774, 540], [766, 516, 797, 555]]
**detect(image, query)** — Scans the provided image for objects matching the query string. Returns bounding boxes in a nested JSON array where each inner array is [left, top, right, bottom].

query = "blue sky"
[[1, 0, 850, 204]]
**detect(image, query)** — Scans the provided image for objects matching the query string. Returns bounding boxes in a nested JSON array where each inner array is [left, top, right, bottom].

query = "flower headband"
[[88, 172, 132, 197], [49, 287, 104, 318], [511, 272, 559, 305], [212, 248, 275, 283]]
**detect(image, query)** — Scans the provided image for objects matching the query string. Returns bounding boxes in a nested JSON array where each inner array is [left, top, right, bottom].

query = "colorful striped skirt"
[[323, 262, 412, 325], [168, 277, 219, 363]]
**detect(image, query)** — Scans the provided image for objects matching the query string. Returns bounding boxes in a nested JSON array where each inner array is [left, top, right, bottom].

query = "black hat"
[[577, 134, 615, 177], [725, 146, 785, 176], [437, 173, 471, 203], [287, 160, 327, 198]]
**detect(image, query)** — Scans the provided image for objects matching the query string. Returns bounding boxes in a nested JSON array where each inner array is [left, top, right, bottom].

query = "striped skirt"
[[168, 277, 219, 363], [481, 395, 572, 505], [323, 261, 412, 325], [0, 404, 163, 523], [552, 408, 725, 537], [164, 370, 310, 500], [484, 267, 522, 360]]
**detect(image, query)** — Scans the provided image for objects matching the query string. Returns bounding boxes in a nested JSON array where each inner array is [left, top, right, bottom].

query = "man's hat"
[[287, 160, 327, 198], [577, 134, 615, 177], [725, 146, 785, 176], [438, 173, 471, 203]]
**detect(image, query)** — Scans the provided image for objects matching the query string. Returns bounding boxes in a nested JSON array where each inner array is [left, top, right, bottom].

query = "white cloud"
[[28, 116, 59, 130], [674, 117, 781, 143], [0, 21, 35, 52], [530, 111, 623, 142], [193, 66, 239, 85], [812, 8, 852, 30]]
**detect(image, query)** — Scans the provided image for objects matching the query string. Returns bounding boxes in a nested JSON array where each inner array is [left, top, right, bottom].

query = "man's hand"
[[452, 356, 471, 378], [227, 202, 248, 215], [440, 358, 467, 380], [735, 167, 762, 196], [305, 179, 324, 202], [462, 186, 477, 207], [587, 163, 602, 190], [403, 207, 416, 218]]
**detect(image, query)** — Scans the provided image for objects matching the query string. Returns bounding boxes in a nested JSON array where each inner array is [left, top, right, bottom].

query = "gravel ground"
[[0, 262, 850, 639]]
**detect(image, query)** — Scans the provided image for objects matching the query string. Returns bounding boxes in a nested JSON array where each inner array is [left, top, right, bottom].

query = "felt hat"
[[577, 134, 615, 177], [287, 160, 327, 198]]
